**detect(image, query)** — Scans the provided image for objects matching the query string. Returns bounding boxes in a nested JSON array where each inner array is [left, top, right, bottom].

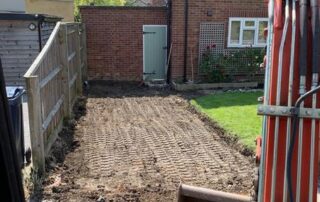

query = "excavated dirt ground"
[[36, 81, 255, 202]]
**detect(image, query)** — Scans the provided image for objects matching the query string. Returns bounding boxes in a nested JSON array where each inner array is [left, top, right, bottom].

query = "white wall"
[[0, 0, 26, 12]]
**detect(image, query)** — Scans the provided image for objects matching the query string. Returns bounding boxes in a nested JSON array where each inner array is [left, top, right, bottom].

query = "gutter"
[[0, 13, 62, 22], [183, 0, 189, 82], [37, 20, 42, 52]]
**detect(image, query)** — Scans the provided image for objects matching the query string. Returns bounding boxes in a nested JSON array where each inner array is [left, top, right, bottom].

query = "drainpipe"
[[37, 20, 42, 52], [166, 0, 172, 83], [183, 0, 189, 82]]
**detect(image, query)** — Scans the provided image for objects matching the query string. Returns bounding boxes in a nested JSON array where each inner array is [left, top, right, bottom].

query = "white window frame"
[[228, 17, 268, 48]]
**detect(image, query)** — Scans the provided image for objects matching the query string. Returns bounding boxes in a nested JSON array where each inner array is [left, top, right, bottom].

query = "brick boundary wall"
[[80, 6, 167, 81], [170, 0, 268, 81]]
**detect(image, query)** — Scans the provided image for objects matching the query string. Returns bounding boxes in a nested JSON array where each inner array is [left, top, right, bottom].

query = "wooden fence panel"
[[24, 22, 85, 174]]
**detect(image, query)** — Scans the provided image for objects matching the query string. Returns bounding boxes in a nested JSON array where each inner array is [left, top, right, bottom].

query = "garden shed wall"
[[80, 6, 167, 81], [0, 14, 60, 86]]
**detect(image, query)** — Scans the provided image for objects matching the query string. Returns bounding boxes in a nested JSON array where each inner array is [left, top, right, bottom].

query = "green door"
[[143, 25, 167, 81]]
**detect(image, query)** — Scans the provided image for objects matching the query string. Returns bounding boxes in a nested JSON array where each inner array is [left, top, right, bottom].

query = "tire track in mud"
[[42, 84, 254, 201]]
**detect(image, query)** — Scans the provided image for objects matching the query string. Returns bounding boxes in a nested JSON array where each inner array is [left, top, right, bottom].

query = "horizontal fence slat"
[[67, 51, 76, 62], [39, 66, 61, 88], [69, 73, 77, 88], [42, 96, 64, 131], [67, 30, 76, 35]]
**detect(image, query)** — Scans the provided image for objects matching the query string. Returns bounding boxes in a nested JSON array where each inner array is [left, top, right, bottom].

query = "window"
[[228, 18, 268, 48]]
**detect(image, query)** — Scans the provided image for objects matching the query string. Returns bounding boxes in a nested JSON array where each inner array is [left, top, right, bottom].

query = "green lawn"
[[191, 91, 263, 150]]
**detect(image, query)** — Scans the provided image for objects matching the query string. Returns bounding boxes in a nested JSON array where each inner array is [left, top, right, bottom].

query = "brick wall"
[[151, 0, 167, 6], [80, 6, 167, 81], [81, 1, 267, 82], [170, 0, 268, 81]]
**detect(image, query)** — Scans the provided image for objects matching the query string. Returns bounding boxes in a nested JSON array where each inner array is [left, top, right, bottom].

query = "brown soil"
[[34, 81, 255, 202]]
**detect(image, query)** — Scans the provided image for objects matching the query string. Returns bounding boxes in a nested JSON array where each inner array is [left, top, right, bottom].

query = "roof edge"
[[0, 13, 63, 22]]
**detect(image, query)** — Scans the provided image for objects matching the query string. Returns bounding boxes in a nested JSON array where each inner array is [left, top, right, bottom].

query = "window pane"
[[245, 21, 255, 27], [258, 21, 268, 43], [243, 30, 255, 45], [230, 21, 240, 44]]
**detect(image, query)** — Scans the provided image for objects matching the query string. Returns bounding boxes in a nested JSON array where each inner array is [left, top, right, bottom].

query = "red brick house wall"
[[80, 7, 167, 81], [80, 1, 267, 82], [151, 0, 167, 6], [170, 0, 268, 81]]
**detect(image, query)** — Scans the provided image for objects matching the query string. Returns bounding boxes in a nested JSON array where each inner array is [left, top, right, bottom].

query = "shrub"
[[200, 45, 265, 83]]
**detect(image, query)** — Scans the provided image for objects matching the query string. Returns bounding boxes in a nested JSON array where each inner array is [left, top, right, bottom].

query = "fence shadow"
[[28, 96, 87, 201]]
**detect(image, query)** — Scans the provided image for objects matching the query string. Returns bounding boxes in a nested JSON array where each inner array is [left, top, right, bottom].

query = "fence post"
[[26, 76, 45, 175], [75, 23, 83, 95], [80, 23, 88, 81], [59, 24, 71, 118]]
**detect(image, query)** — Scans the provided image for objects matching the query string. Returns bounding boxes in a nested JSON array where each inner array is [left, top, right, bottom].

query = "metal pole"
[[295, 102, 304, 202], [296, 0, 308, 200], [308, 0, 319, 200], [258, 0, 274, 201], [270, 0, 290, 201], [283, 0, 296, 201], [309, 74, 318, 202]]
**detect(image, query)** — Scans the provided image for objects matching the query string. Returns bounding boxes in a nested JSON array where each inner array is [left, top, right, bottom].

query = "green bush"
[[200, 46, 265, 83]]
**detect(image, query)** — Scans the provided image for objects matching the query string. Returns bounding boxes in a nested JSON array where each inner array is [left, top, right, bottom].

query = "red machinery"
[[257, 0, 320, 201]]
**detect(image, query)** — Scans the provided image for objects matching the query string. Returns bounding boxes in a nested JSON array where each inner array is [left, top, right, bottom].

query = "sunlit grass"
[[191, 91, 263, 150]]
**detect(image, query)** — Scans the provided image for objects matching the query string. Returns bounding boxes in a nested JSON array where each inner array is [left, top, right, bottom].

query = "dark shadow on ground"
[[88, 80, 205, 100], [28, 96, 87, 201]]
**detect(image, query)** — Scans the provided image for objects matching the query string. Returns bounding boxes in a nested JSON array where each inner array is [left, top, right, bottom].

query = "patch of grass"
[[191, 91, 263, 150]]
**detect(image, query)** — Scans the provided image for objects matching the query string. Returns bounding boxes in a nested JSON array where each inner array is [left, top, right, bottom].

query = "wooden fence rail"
[[24, 22, 86, 174]]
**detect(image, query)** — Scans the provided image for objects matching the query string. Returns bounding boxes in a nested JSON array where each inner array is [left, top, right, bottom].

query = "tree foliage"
[[74, 0, 126, 21]]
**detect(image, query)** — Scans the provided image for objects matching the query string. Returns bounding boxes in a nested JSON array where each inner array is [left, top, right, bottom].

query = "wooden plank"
[[0, 49, 39, 54], [68, 73, 77, 88], [0, 35, 38, 40], [0, 40, 40, 46], [1, 58, 36, 62], [39, 66, 61, 88], [3, 68, 28, 73], [67, 29, 76, 35], [1, 54, 38, 59], [2, 64, 33, 69], [45, 119, 63, 155], [80, 23, 88, 81], [25, 76, 45, 175], [42, 96, 64, 131], [74, 24, 82, 95], [67, 51, 76, 62], [59, 24, 71, 118], [0, 45, 39, 50], [0, 32, 38, 36]]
